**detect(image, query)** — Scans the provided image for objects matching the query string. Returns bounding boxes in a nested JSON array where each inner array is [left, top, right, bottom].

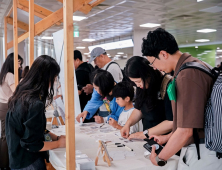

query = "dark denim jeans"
[[11, 158, 46, 170]]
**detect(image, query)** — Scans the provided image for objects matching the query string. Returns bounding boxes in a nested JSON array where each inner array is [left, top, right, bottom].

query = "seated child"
[[108, 82, 141, 134]]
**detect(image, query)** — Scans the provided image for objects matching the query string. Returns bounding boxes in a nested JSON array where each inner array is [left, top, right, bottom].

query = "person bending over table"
[[121, 56, 173, 140], [6, 55, 66, 170], [76, 69, 124, 124]]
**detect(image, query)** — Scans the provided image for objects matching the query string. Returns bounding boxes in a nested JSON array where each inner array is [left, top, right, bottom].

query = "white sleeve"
[[5, 73, 14, 86], [107, 64, 123, 83]]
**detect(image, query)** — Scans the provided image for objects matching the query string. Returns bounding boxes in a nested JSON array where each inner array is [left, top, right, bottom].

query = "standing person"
[[6, 55, 66, 170], [120, 56, 173, 140], [74, 50, 95, 122], [143, 28, 222, 169], [79, 47, 123, 123], [0, 53, 22, 169]]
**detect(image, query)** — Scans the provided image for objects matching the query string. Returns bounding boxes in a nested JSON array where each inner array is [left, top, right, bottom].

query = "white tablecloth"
[[49, 124, 179, 170]]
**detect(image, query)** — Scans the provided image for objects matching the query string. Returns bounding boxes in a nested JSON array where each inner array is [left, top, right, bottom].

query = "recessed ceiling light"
[[115, 55, 121, 57], [197, 29, 217, 33], [41, 36, 53, 40], [140, 23, 161, 28], [82, 39, 95, 42], [204, 50, 212, 53], [84, 53, 90, 55], [76, 47, 85, 49], [195, 46, 198, 48], [117, 52, 124, 54], [217, 50, 222, 52], [197, 0, 204, 2], [73, 16, 87, 21], [202, 52, 207, 54], [217, 47, 220, 49], [195, 39, 210, 42]]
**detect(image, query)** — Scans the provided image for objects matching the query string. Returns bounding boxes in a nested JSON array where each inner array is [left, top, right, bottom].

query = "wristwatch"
[[143, 129, 149, 138], [156, 156, 167, 166]]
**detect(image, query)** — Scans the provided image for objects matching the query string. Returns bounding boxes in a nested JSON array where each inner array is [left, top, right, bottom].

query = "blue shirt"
[[83, 89, 124, 121]]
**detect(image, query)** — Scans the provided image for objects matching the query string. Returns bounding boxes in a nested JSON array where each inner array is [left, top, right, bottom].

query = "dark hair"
[[142, 28, 179, 58], [112, 82, 134, 101], [8, 55, 60, 112], [125, 56, 162, 110], [74, 50, 82, 61], [92, 69, 114, 98], [0, 53, 23, 85], [21, 66, 29, 78]]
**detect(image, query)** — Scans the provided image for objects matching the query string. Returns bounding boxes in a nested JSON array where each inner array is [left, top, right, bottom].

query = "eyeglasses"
[[149, 58, 156, 67]]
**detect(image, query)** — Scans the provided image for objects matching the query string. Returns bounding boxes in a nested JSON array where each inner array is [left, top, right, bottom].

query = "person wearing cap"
[[77, 47, 123, 124]]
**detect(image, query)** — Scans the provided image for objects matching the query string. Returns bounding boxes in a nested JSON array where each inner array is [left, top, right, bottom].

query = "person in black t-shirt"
[[120, 56, 173, 140], [74, 50, 95, 123]]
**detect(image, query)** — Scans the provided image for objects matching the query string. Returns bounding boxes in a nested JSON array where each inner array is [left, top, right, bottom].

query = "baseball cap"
[[89, 47, 106, 63]]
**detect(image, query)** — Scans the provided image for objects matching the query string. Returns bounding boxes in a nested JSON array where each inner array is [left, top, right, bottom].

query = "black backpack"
[[105, 62, 131, 83]]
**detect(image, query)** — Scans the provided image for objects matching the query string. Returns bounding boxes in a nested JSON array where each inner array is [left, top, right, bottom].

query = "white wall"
[[133, 29, 150, 56]]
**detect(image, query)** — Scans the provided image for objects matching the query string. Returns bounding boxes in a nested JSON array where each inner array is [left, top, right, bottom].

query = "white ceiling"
[[1, 0, 222, 49]]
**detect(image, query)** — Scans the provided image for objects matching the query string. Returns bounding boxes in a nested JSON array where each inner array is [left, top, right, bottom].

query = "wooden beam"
[[91, 0, 105, 7], [8, 32, 28, 50], [7, 6, 13, 16], [7, 17, 29, 32], [4, 17, 7, 59], [8, 0, 96, 50], [13, 0, 19, 86], [63, 0, 75, 169], [29, 0, 34, 66], [18, 0, 62, 25], [79, 4, 92, 14]]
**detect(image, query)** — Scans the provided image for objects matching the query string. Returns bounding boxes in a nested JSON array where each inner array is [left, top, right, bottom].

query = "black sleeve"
[[76, 70, 90, 89], [20, 101, 45, 152], [164, 92, 173, 121]]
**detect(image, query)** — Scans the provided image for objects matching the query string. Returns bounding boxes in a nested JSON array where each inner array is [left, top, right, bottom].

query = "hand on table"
[[128, 132, 146, 140], [58, 135, 66, 148], [120, 124, 130, 139], [94, 115, 104, 124], [150, 146, 158, 166], [108, 118, 118, 128], [82, 84, 93, 95], [76, 111, 88, 123], [149, 135, 168, 145]]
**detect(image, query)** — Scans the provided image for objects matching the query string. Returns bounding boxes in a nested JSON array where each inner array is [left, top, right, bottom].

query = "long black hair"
[[8, 55, 60, 111], [125, 56, 162, 110], [92, 69, 115, 98], [0, 53, 22, 85]]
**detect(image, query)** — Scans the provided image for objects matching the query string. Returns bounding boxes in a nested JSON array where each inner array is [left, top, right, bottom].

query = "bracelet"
[[57, 136, 60, 141]]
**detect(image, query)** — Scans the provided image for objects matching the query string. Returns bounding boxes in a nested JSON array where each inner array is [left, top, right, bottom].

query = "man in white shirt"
[[80, 47, 123, 123]]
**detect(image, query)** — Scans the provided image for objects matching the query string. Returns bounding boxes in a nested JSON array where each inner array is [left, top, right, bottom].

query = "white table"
[[49, 124, 179, 170]]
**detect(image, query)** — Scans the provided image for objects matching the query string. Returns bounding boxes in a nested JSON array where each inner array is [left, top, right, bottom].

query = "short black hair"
[[92, 69, 115, 98], [112, 82, 134, 101], [142, 28, 179, 58], [74, 50, 82, 61]]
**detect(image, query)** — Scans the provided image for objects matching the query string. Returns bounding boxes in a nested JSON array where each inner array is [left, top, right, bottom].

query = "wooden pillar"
[[63, 0, 75, 169], [29, 0, 34, 66], [4, 17, 7, 59], [13, 0, 19, 86]]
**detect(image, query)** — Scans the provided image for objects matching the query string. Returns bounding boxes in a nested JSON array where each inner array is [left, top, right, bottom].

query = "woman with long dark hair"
[[0, 53, 22, 169], [121, 56, 173, 140], [6, 55, 66, 170]]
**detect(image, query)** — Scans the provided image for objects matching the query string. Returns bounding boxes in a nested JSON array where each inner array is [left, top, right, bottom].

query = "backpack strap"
[[105, 62, 120, 71], [175, 62, 215, 79], [160, 74, 172, 100], [193, 129, 201, 160]]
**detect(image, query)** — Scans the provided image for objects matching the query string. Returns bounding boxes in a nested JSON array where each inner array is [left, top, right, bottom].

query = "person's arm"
[[10, 84, 15, 92], [107, 98, 124, 122], [108, 118, 123, 130], [150, 128, 192, 165], [148, 120, 173, 136], [40, 136, 66, 151]]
